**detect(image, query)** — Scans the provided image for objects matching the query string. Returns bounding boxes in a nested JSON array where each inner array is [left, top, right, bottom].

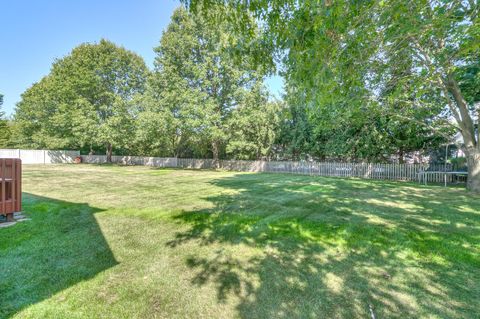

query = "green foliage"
[[143, 7, 274, 160], [12, 11, 279, 161], [450, 156, 467, 170], [275, 91, 316, 160], [226, 85, 281, 159], [14, 39, 148, 155], [11, 2, 476, 168], [0, 93, 11, 147], [186, 0, 478, 166]]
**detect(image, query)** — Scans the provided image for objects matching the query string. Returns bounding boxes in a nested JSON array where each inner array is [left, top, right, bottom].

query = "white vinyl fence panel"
[[45, 150, 81, 163], [0, 149, 20, 158], [81, 155, 178, 167], [18, 149, 45, 164], [0, 149, 80, 164]]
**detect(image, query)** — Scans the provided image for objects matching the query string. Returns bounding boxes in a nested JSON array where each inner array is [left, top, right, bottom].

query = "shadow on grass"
[[0, 193, 117, 318], [167, 173, 480, 318]]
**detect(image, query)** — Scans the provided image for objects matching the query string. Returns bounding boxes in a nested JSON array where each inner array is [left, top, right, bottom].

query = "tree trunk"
[[106, 143, 113, 163], [466, 149, 480, 193], [445, 76, 479, 192], [212, 140, 220, 168], [398, 149, 405, 164]]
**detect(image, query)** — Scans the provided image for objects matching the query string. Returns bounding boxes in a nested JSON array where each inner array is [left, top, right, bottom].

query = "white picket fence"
[[0, 149, 80, 164], [80, 154, 456, 183]]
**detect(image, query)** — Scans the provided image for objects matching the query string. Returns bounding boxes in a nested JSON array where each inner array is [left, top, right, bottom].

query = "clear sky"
[[0, 0, 283, 116]]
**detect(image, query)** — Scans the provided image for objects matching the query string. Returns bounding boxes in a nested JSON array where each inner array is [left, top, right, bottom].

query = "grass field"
[[1, 164, 479, 318]]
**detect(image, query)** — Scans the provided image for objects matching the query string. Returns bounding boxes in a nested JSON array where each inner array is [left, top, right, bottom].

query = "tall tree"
[[15, 39, 148, 161], [226, 84, 281, 159], [275, 88, 317, 161], [186, 0, 480, 191], [149, 7, 267, 163], [0, 93, 10, 147]]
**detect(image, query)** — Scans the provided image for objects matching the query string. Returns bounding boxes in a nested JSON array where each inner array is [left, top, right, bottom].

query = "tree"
[[275, 88, 316, 161], [0, 93, 11, 148], [276, 82, 447, 163], [14, 76, 75, 149], [186, 0, 480, 191], [226, 85, 280, 159], [15, 39, 148, 161], [133, 85, 198, 157], [149, 7, 268, 163]]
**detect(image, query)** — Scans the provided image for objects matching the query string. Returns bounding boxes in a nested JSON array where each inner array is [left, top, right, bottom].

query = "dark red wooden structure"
[[0, 159, 21, 222]]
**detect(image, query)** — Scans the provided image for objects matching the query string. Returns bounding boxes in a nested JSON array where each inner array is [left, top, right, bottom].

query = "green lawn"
[[1, 165, 479, 318]]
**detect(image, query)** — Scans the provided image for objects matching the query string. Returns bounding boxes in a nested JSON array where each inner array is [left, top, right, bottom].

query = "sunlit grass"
[[1, 164, 479, 318]]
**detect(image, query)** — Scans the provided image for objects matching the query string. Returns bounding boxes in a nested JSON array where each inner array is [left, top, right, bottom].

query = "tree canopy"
[[0, 93, 10, 148], [137, 7, 278, 160], [184, 0, 480, 190], [14, 39, 148, 160]]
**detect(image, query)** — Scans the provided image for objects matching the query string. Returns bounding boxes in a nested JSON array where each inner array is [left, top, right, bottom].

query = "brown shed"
[[0, 158, 22, 222]]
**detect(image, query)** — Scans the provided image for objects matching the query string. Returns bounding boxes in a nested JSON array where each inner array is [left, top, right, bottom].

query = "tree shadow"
[[0, 193, 118, 318], [167, 173, 480, 318]]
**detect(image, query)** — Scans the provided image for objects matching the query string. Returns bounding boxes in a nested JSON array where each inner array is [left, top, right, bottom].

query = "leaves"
[[143, 7, 275, 159], [0, 93, 11, 148], [14, 39, 148, 153], [186, 0, 477, 161]]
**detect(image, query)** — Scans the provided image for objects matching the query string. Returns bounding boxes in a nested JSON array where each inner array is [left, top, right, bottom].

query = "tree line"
[[3, 8, 283, 162], [1, 3, 477, 190]]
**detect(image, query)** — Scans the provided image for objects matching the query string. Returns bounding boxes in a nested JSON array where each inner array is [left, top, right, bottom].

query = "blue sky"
[[0, 0, 283, 116]]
